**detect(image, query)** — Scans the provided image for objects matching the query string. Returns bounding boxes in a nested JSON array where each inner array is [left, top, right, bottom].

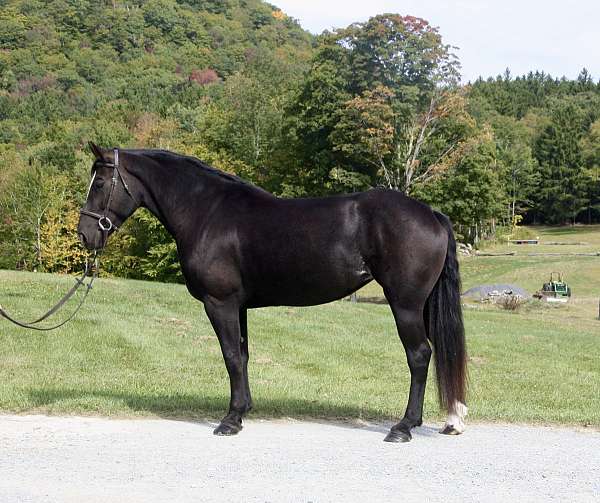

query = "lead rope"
[[0, 254, 99, 332], [2, 148, 129, 332]]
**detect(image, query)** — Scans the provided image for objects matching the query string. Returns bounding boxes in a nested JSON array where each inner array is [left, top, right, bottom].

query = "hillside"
[[0, 0, 313, 152]]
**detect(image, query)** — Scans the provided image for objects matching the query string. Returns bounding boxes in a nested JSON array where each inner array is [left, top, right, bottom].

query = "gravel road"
[[1, 415, 598, 503]]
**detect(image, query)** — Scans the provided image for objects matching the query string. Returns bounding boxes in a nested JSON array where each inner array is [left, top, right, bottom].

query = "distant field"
[[0, 225, 598, 427], [359, 225, 600, 321]]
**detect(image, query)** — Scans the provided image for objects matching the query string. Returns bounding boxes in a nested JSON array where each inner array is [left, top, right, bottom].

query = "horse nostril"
[[78, 233, 87, 247]]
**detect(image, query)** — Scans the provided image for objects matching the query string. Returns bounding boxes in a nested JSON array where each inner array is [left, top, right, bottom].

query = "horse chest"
[[180, 253, 243, 303]]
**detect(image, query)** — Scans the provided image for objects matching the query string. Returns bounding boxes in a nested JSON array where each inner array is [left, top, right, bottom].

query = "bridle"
[[80, 148, 138, 236], [0, 148, 137, 331]]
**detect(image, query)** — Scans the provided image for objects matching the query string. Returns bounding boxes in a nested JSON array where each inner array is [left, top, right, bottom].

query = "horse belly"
[[246, 257, 372, 308], [241, 197, 372, 307]]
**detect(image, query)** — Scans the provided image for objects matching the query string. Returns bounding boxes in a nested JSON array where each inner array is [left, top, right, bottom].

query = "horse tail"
[[426, 211, 467, 413]]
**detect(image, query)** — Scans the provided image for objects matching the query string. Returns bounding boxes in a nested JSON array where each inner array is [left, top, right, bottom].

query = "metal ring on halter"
[[98, 216, 114, 232]]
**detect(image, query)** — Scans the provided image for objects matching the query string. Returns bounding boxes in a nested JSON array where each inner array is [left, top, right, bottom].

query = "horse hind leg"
[[441, 401, 468, 435], [382, 297, 432, 443]]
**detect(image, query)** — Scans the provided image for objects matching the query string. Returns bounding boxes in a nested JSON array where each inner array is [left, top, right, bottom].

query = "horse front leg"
[[204, 298, 250, 436]]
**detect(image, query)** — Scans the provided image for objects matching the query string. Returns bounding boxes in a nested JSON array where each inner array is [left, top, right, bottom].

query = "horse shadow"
[[23, 387, 442, 438]]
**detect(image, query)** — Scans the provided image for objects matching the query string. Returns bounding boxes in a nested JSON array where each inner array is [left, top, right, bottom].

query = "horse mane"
[[138, 149, 255, 189]]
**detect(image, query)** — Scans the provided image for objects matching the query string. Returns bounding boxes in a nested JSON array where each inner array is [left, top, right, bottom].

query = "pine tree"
[[534, 104, 589, 224]]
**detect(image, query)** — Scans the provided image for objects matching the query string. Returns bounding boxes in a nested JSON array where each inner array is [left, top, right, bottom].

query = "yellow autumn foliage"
[[272, 10, 286, 21], [40, 202, 87, 274]]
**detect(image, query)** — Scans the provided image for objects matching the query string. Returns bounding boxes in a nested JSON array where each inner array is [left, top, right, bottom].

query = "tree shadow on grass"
[[23, 387, 442, 438], [539, 226, 593, 236]]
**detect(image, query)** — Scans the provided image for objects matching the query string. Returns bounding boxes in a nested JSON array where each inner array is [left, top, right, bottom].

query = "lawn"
[[0, 225, 598, 427]]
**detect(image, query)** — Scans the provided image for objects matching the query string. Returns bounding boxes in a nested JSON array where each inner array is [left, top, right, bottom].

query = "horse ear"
[[88, 142, 105, 161]]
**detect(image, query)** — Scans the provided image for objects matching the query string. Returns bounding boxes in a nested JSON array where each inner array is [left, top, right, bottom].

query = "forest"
[[0, 0, 599, 282]]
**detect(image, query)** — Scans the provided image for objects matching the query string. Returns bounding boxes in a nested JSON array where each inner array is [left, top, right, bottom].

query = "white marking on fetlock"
[[442, 401, 468, 434]]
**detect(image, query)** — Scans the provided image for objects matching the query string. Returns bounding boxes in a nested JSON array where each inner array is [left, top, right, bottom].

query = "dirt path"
[[1, 415, 598, 502]]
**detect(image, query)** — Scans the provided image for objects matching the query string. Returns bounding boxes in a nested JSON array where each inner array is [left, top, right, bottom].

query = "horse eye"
[[94, 179, 105, 189]]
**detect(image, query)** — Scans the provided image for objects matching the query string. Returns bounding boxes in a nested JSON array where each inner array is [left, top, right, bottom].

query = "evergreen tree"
[[580, 118, 600, 222], [534, 104, 590, 223]]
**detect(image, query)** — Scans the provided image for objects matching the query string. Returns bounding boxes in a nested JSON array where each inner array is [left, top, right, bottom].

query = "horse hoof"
[[384, 429, 411, 443], [440, 425, 461, 435], [213, 421, 242, 436]]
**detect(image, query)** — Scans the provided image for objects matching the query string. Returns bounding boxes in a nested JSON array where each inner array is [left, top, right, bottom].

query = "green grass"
[[0, 225, 599, 426]]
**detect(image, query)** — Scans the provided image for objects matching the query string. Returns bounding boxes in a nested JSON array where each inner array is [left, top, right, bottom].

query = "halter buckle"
[[98, 216, 114, 232]]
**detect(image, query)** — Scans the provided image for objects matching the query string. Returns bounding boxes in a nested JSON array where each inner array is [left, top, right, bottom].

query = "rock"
[[462, 283, 530, 301]]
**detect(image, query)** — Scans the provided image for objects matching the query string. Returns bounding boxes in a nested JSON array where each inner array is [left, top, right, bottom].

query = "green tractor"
[[536, 272, 572, 303]]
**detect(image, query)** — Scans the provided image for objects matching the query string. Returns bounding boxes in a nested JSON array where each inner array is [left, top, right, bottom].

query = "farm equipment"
[[534, 272, 572, 303]]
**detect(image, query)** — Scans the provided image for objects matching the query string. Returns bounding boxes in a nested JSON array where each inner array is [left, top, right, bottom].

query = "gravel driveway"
[[1, 415, 598, 503]]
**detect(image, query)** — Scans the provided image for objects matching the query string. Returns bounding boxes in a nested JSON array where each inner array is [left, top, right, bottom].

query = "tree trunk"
[[36, 214, 42, 270]]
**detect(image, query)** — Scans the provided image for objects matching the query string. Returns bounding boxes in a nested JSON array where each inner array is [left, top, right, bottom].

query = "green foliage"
[[199, 46, 308, 191], [470, 70, 600, 225], [0, 159, 85, 271], [428, 128, 505, 241], [131, 209, 183, 283], [579, 119, 600, 222], [291, 14, 463, 194], [0, 1, 598, 280], [534, 103, 590, 223], [491, 115, 539, 220]]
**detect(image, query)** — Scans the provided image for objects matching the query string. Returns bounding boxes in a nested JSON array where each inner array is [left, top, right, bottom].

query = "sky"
[[271, 0, 600, 83]]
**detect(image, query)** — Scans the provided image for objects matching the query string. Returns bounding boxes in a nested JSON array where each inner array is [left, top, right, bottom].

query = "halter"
[[80, 149, 137, 234]]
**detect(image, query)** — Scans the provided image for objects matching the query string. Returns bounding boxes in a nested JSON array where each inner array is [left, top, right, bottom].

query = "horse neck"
[[129, 153, 224, 241]]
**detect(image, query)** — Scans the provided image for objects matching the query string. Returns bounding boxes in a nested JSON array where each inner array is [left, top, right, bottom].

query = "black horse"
[[78, 144, 467, 443]]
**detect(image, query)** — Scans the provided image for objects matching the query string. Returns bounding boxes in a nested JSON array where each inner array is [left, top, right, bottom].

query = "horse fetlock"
[[230, 400, 252, 415], [441, 401, 468, 435], [400, 415, 423, 429]]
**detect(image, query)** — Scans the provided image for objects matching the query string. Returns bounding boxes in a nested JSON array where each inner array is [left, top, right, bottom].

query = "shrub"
[[496, 295, 525, 311]]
